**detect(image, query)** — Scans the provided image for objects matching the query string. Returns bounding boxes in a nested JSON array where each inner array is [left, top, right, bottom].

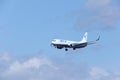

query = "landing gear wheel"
[[73, 48, 76, 50], [65, 48, 68, 51]]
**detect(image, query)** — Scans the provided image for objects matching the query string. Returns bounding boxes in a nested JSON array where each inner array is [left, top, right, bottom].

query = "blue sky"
[[0, 0, 120, 80]]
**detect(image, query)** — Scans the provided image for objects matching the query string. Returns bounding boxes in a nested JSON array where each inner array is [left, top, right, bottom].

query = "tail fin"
[[81, 32, 87, 42]]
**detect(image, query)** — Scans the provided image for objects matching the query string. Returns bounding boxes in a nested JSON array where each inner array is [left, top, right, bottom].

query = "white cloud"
[[6, 56, 57, 74], [0, 53, 120, 80], [86, 0, 111, 8], [0, 52, 11, 62], [75, 0, 120, 31], [89, 67, 110, 79], [115, 77, 120, 80]]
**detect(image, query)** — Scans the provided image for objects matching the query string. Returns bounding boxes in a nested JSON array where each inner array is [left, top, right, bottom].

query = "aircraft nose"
[[51, 41, 54, 44], [51, 41, 55, 46], [51, 40, 55, 45]]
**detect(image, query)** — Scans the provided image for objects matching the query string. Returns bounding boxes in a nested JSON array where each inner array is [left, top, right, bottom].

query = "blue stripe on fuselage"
[[52, 42, 87, 49]]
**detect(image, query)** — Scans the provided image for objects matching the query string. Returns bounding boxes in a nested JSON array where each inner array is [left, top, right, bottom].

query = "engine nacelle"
[[57, 46, 63, 49]]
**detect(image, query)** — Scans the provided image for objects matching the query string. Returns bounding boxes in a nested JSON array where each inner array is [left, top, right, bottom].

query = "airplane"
[[51, 32, 100, 51]]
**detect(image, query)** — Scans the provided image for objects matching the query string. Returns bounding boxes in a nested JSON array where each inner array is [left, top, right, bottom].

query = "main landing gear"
[[73, 48, 76, 50], [65, 48, 76, 51], [65, 48, 68, 51]]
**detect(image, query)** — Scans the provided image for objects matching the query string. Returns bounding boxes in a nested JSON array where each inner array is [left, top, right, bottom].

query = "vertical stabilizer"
[[81, 32, 87, 42]]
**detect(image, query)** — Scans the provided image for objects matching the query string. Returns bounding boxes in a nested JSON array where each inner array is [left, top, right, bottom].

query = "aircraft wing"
[[87, 36, 100, 45]]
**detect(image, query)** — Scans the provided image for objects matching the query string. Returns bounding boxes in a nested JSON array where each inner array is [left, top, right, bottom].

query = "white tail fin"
[[81, 32, 87, 42]]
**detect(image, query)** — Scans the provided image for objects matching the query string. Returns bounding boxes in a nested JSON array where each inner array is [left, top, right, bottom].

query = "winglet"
[[96, 35, 100, 41]]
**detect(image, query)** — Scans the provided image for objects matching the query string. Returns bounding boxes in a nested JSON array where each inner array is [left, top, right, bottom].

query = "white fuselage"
[[51, 39, 85, 45], [51, 39, 87, 50]]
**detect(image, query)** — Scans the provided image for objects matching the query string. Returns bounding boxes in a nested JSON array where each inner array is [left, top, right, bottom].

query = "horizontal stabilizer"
[[87, 35, 100, 45]]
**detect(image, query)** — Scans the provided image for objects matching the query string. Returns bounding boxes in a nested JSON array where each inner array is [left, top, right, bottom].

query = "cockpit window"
[[52, 39, 56, 42]]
